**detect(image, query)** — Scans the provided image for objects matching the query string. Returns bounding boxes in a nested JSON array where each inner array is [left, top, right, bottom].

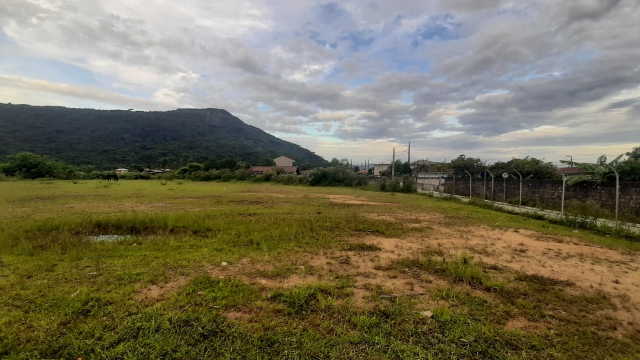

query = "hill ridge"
[[0, 103, 325, 169]]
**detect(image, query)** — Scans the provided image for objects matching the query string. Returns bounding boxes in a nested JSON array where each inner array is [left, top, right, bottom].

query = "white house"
[[274, 156, 295, 167], [372, 163, 391, 176]]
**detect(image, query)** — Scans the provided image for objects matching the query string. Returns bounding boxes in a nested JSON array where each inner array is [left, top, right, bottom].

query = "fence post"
[[606, 164, 619, 227], [483, 171, 486, 200], [503, 175, 506, 202], [487, 171, 494, 202], [513, 170, 522, 207], [452, 174, 456, 196], [464, 170, 472, 200], [553, 166, 566, 214]]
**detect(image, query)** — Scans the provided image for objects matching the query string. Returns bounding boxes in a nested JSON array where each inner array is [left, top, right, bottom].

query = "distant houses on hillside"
[[274, 156, 295, 167], [250, 156, 299, 175]]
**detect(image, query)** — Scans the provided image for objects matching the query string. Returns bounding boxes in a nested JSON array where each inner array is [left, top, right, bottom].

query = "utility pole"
[[408, 142, 411, 165], [565, 155, 573, 167], [553, 166, 566, 214], [392, 148, 395, 179]]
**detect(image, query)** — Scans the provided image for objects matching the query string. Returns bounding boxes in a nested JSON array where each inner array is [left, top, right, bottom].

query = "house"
[[372, 163, 391, 176], [274, 156, 295, 167], [115, 168, 129, 174], [250, 166, 300, 175], [558, 167, 590, 177], [415, 171, 453, 191]]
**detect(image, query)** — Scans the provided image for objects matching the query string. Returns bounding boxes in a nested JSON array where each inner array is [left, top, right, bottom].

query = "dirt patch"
[[134, 277, 188, 301], [323, 195, 395, 206], [363, 211, 445, 227], [505, 317, 550, 332], [239, 193, 296, 198], [363, 221, 640, 332], [222, 309, 254, 321]]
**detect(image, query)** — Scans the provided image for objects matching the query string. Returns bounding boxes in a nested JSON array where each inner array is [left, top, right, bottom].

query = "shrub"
[[306, 167, 366, 187], [0, 152, 77, 179]]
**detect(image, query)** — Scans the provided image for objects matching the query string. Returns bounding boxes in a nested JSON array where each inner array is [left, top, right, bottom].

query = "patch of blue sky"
[[309, 30, 337, 49], [391, 57, 432, 73], [0, 54, 102, 87], [444, 115, 461, 128], [513, 71, 566, 82], [323, 67, 343, 81], [316, 2, 350, 24], [257, 104, 272, 112], [300, 124, 324, 137], [0, 29, 12, 44], [340, 30, 375, 52], [346, 77, 373, 89], [411, 14, 462, 47], [398, 91, 414, 105], [431, 129, 463, 138], [570, 50, 597, 63]]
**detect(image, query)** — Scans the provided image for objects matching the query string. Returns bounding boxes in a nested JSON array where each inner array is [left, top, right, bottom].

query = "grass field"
[[1, 180, 639, 359]]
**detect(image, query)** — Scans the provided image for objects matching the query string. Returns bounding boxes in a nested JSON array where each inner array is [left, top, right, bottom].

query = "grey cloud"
[[604, 98, 640, 110], [563, 0, 622, 25]]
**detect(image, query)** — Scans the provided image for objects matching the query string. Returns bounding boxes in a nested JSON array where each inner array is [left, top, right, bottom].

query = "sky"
[[1, 0, 639, 166]]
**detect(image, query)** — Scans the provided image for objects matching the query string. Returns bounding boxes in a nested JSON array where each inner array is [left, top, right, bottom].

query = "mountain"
[[0, 103, 326, 169]]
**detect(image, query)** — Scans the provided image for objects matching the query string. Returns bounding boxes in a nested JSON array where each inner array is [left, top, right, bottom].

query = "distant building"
[[115, 168, 129, 174], [415, 171, 453, 191], [558, 167, 590, 177], [250, 166, 299, 175], [372, 163, 391, 176], [274, 156, 295, 167]]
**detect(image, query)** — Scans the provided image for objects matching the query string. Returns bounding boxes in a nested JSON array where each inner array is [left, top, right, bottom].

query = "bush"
[[306, 167, 366, 187], [378, 176, 416, 193], [0, 152, 77, 179]]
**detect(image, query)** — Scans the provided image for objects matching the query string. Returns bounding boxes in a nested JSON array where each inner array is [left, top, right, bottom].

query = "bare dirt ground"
[[134, 194, 639, 335]]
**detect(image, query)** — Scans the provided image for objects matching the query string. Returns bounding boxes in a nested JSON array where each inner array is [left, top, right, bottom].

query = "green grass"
[[0, 180, 638, 359]]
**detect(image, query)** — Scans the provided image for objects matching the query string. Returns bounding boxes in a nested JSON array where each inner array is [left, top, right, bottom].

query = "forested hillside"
[[0, 104, 326, 169]]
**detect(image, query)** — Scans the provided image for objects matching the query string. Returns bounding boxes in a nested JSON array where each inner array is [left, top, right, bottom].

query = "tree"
[[329, 158, 341, 167], [0, 152, 76, 179], [489, 157, 559, 180], [450, 155, 485, 175], [559, 154, 623, 185], [159, 157, 170, 170], [386, 160, 412, 175], [616, 159, 640, 181], [300, 162, 312, 171], [256, 158, 275, 166], [626, 146, 640, 160], [177, 163, 203, 175]]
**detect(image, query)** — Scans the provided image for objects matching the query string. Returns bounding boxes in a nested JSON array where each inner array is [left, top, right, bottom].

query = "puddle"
[[88, 235, 132, 242]]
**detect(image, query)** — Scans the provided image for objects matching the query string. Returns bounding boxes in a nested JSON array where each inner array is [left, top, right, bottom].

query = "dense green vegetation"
[[436, 149, 640, 181], [0, 103, 326, 170], [1, 181, 638, 358]]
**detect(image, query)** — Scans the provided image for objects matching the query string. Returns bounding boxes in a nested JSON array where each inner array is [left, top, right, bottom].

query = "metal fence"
[[418, 173, 640, 225]]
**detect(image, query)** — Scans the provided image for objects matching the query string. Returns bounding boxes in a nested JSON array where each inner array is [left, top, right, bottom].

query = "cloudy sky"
[[1, 0, 639, 165]]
